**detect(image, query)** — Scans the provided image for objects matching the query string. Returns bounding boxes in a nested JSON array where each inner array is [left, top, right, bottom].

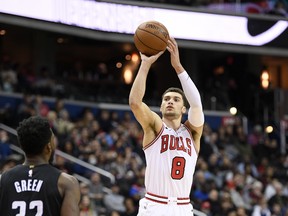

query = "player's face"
[[160, 92, 186, 118]]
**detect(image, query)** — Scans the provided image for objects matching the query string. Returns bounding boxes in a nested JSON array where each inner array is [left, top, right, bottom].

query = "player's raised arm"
[[167, 38, 204, 152], [129, 51, 163, 130]]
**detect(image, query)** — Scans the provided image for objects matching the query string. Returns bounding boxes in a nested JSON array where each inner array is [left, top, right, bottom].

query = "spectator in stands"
[[122, 197, 138, 216], [0, 155, 22, 174], [97, 109, 113, 133], [55, 109, 75, 142], [0, 57, 18, 92], [103, 183, 126, 214], [218, 191, 236, 215], [0, 130, 12, 162], [267, 181, 288, 213], [17, 93, 36, 121], [251, 197, 271, 216], [77, 108, 95, 128], [34, 94, 50, 117], [34, 66, 54, 95], [88, 173, 105, 210], [54, 154, 75, 175], [54, 98, 65, 112], [79, 194, 98, 216]]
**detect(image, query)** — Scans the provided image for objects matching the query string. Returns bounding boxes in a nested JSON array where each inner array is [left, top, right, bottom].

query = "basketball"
[[134, 20, 170, 56]]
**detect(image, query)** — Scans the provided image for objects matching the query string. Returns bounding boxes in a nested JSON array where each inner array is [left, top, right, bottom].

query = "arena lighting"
[[131, 53, 139, 63], [265, 125, 273, 133], [123, 68, 133, 84], [0, 29, 6, 36], [229, 107, 237, 115], [261, 70, 270, 89], [0, 0, 288, 46]]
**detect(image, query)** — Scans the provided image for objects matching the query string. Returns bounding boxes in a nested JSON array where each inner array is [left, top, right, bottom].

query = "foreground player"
[[0, 116, 80, 216], [129, 38, 204, 216]]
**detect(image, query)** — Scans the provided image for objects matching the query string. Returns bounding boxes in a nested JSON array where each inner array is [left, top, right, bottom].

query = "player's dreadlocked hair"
[[162, 87, 189, 108], [17, 116, 52, 156]]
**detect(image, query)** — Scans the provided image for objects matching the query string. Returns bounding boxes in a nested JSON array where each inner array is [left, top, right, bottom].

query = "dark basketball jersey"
[[0, 164, 63, 216]]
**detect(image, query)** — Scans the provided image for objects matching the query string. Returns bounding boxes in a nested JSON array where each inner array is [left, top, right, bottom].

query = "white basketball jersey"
[[143, 123, 198, 198]]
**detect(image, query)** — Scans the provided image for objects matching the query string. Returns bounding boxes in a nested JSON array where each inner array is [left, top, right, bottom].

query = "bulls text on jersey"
[[160, 134, 192, 156]]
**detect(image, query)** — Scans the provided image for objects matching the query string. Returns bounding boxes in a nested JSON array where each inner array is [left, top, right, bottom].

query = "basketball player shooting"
[[129, 37, 204, 216]]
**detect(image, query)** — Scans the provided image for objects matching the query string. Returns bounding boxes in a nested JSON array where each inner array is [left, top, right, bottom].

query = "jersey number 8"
[[171, 156, 186, 180]]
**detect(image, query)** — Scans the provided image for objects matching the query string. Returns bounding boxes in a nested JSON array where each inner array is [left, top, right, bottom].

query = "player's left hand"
[[140, 50, 164, 65]]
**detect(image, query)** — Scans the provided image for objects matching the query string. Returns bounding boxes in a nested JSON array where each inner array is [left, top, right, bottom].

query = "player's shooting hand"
[[167, 38, 184, 74], [140, 50, 164, 65]]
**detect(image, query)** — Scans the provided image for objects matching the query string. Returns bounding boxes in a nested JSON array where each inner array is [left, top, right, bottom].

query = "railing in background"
[[0, 123, 115, 184]]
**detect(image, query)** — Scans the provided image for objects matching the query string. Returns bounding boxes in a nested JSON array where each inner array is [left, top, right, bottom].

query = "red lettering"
[[186, 138, 191, 156], [169, 135, 176, 150], [160, 135, 169, 153], [178, 137, 185, 152], [160, 134, 192, 156]]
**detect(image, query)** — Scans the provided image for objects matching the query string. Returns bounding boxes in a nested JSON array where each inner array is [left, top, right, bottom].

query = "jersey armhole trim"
[[183, 124, 199, 156], [143, 124, 164, 150]]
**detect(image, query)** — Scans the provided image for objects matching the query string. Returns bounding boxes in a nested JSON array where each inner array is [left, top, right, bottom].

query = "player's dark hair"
[[17, 116, 52, 156], [162, 87, 189, 108]]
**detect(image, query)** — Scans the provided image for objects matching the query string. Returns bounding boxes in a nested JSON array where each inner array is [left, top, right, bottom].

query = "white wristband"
[[178, 71, 204, 127]]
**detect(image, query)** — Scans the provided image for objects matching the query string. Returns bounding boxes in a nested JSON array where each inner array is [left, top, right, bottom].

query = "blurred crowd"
[[131, 0, 288, 17], [0, 94, 288, 216]]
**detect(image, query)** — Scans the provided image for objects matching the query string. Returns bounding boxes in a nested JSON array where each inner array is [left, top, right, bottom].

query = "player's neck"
[[162, 118, 181, 130], [23, 156, 48, 166]]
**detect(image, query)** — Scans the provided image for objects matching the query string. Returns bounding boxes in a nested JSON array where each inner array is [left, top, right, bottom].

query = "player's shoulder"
[[59, 172, 79, 187]]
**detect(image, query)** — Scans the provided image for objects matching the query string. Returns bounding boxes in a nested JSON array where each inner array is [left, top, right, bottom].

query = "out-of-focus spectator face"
[[208, 153, 218, 166], [222, 155, 232, 168], [63, 141, 73, 152], [236, 207, 247, 216], [251, 181, 263, 196], [80, 183, 89, 195], [91, 120, 100, 131], [225, 125, 234, 135], [80, 194, 91, 207], [221, 199, 233, 211], [47, 111, 57, 122], [85, 110, 94, 121], [271, 203, 282, 215], [273, 181, 283, 194], [90, 173, 101, 184], [0, 130, 9, 142], [100, 110, 110, 120], [210, 132, 218, 143], [90, 139, 101, 152], [233, 172, 245, 186], [227, 211, 237, 216], [59, 110, 69, 120], [209, 189, 218, 201], [124, 197, 135, 211], [265, 165, 275, 178], [110, 211, 120, 216], [194, 170, 206, 184]]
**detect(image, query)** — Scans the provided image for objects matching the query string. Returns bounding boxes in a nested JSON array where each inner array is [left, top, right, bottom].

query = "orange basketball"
[[134, 20, 170, 56]]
